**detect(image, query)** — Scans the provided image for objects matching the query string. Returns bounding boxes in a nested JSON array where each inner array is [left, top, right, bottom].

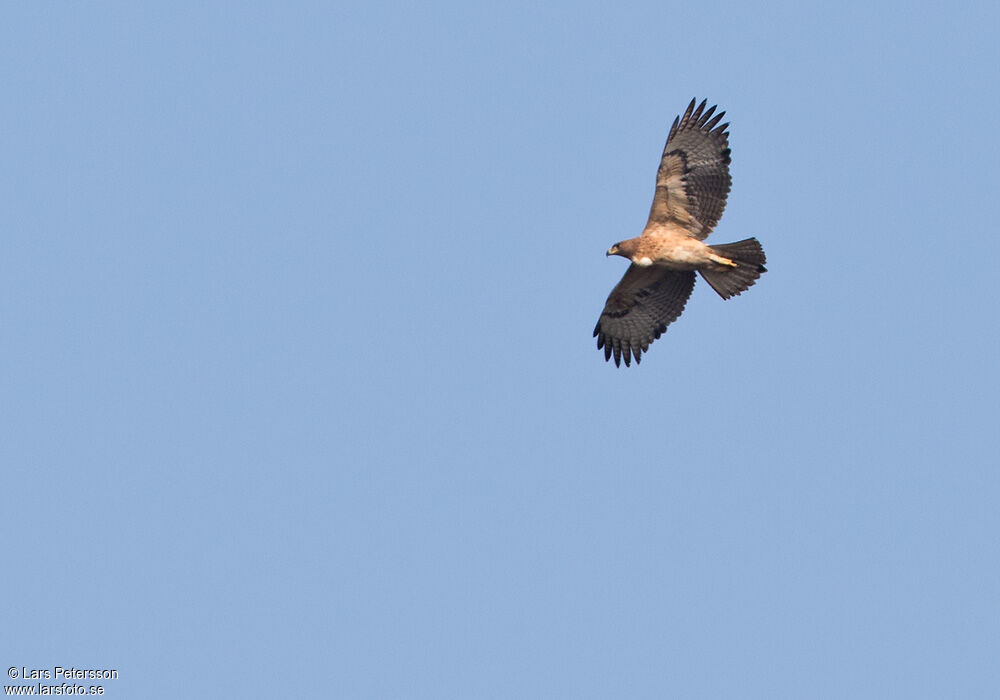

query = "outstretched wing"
[[593, 266, 696, 367], [646, 98, 731, 239]]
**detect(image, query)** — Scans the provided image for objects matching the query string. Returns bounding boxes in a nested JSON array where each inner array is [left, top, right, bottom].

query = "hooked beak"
[[606, 245, 618, 257]]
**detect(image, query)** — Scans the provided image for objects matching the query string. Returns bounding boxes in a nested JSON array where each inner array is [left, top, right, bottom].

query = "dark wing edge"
[[593, 267, 696, 367], [647, 98, 732, 238]]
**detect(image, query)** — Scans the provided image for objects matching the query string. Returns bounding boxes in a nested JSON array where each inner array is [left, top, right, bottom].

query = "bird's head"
[[606, 239, 638, 259]]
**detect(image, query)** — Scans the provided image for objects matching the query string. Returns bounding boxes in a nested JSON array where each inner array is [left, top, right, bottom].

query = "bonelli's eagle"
[[594, 99, 766, 367]]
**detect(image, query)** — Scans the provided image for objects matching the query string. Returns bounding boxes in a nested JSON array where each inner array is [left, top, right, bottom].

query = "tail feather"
[[699, 237, 767, 300]]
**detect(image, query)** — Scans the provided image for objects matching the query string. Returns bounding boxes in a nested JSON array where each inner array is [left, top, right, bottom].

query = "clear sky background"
[[2, 2, 998, 698]]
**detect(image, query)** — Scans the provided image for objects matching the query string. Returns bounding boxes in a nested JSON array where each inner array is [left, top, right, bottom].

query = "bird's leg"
[[707, 253, 738, 268]]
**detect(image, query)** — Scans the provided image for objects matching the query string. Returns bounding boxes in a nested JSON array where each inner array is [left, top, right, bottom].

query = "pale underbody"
[[607, 226, 737, 271]]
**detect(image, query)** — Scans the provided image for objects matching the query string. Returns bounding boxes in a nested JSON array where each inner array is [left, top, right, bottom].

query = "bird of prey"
[[593, 98, 767, 367]]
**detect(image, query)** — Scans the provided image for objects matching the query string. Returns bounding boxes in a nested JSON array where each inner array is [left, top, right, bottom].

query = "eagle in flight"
[[594, 98, 766, 367]]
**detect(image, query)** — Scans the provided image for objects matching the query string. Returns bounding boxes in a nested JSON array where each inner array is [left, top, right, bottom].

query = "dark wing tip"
[[595, 323, 635, 368], [669, 99, 731, 143], [667, 114, 681, 141], [704, 110, 726, 131]]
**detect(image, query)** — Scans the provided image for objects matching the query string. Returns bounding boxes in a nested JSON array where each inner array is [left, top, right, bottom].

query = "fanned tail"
[[699, 237, 767, 300]]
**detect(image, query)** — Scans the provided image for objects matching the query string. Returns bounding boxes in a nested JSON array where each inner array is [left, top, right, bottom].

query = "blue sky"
[[2, 2, 998, 697]]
